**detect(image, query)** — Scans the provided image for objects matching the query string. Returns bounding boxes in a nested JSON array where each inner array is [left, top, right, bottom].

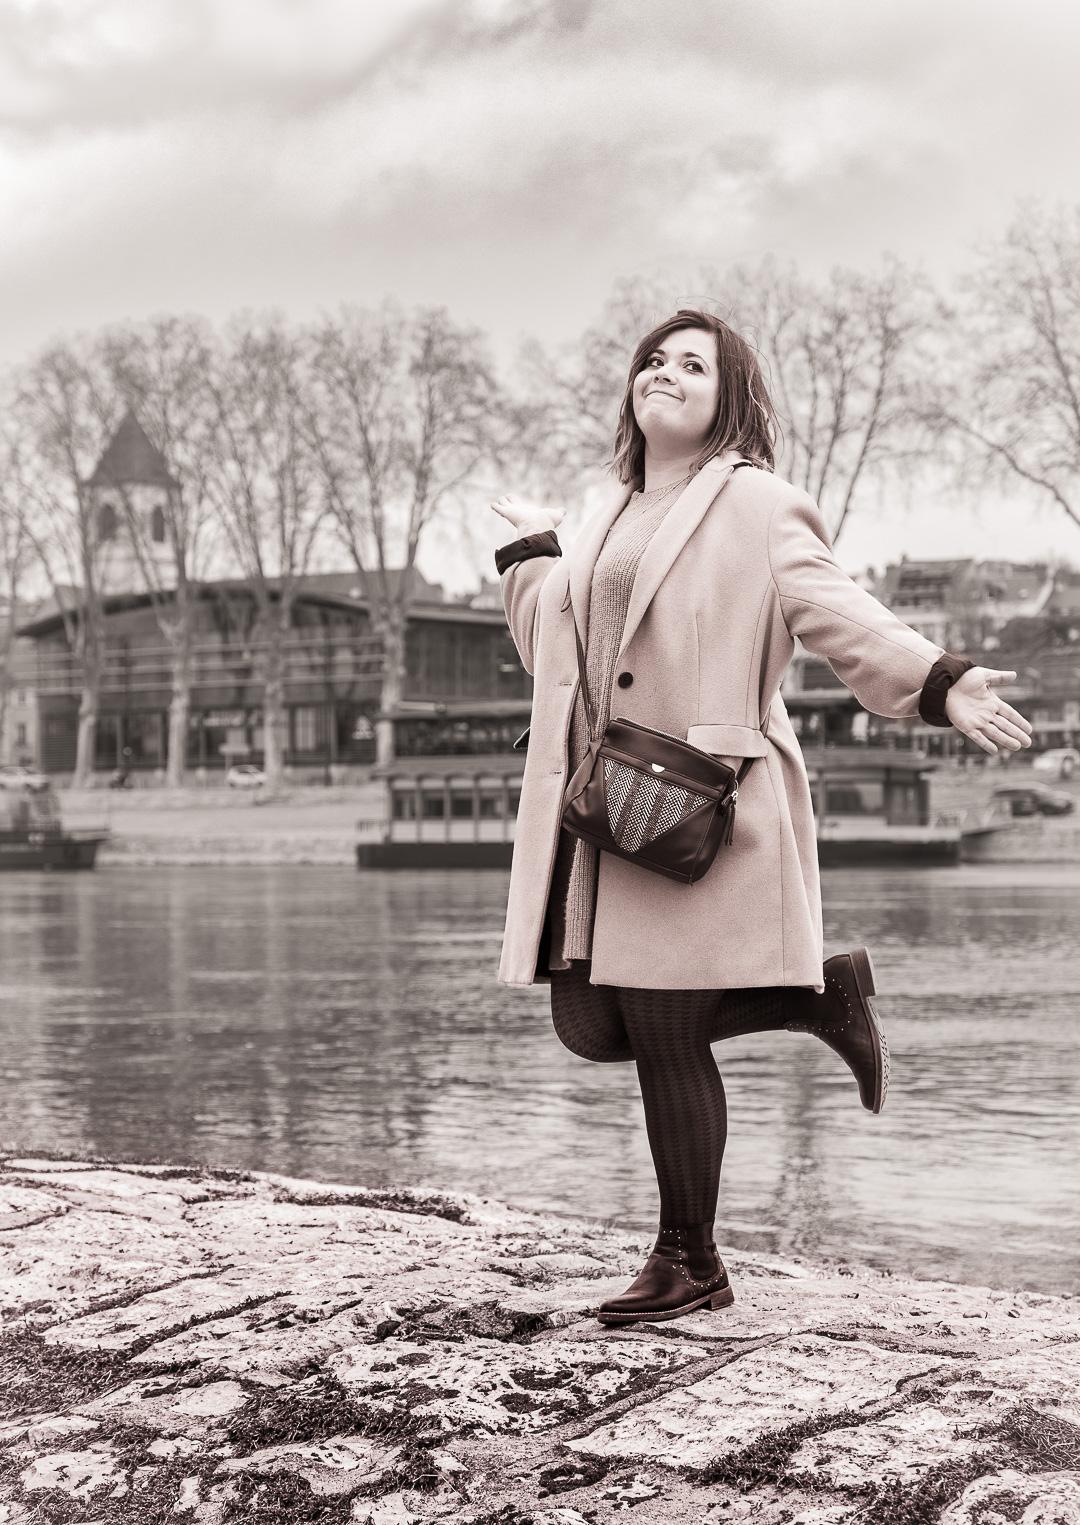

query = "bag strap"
[[572, 612, 600, 742]]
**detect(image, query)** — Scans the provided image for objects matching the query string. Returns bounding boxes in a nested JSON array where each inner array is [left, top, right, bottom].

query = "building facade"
[[19, 576, 532, 776]]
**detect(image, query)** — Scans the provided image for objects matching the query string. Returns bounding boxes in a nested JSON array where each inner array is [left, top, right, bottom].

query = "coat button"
[[616, 671, 633, 688]]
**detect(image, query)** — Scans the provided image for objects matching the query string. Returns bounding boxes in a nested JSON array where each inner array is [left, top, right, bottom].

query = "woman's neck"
[[640, 449, 698, 494]]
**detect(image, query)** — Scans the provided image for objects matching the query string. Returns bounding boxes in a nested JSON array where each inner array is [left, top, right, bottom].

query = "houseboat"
[[356, 743, 1012, 869], [802, 746, 1010, 865], [0, 781, 109, 870], [356, 753, 524, 868]]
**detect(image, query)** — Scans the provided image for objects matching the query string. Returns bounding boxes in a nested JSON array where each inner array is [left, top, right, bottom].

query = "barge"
[[355, 744, 1011, 869], [0, 782, 109, 870]]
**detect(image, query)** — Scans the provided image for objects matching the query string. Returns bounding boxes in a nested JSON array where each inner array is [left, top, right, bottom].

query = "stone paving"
[[1, 1152, 1078, 1523]]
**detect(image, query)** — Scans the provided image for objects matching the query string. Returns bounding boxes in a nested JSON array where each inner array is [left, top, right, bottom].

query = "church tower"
[[86, 410, 180, 595]]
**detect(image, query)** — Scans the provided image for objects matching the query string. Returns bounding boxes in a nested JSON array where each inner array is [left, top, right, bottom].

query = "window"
[[150, 503, 167, 543], [123, 712, 164, 765], [98, 501, 119, 541], [824, 779, 884, 815], [290, 706, 319, 753]]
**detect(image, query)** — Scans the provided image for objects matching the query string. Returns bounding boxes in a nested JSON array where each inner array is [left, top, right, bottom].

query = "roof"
[[800, 745, 938, 774], [87, 411, 179, 491], [383, 699, 529, 719], [294, 568, 445, 603], [878, 557, 1052, 608], [14, 575, 504, 639]]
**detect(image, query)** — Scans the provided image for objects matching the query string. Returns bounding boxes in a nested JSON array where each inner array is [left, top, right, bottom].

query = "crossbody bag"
[[559, 459, 762, 884]]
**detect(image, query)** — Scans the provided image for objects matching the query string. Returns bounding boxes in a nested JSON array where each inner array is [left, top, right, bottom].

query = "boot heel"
[[850, 945, 876, 999], [708, 1286, 735, 1309]]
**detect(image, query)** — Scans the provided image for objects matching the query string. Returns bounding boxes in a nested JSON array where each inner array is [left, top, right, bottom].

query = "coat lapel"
[[566, 448, 745, 662]]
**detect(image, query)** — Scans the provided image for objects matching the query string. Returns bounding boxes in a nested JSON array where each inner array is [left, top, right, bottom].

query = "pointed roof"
[[87, 410, 178, 490]]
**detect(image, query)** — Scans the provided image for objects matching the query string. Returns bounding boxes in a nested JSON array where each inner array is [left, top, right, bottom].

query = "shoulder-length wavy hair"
[[607, 308, 779, 485]]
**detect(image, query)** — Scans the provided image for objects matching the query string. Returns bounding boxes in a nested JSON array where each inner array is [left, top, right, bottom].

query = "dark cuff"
[[494, 529, 562, 576], [918, 652, 977, 727]]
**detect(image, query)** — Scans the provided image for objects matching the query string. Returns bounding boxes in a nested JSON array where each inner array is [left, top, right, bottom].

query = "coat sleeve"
[[496, 518, 562, 677], [767, 490, 950, 721]]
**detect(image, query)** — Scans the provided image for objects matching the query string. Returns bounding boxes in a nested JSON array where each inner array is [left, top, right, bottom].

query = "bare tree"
[[13, 340, 114, 786], [204, 314, 324, 788], [508, 272, 682, 501], [931, 201, 1080, 533], [511, 261, 937, 547], [721, 255, 940, 543], [98, 316, 220, 786], [0, 410, 30, 761], [306, 301, 500, 766]]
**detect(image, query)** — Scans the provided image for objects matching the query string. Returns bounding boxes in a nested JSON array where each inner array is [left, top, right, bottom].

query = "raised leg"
[[549, 959, 634, 1062]]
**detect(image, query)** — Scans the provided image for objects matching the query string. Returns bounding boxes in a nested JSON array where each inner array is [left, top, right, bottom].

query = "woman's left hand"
[[944, 667, 1034, 755]]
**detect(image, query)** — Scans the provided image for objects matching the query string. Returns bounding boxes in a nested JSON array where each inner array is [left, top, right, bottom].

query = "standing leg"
[[595, 985, 735, 1325], [619, 985, 728, 1227]]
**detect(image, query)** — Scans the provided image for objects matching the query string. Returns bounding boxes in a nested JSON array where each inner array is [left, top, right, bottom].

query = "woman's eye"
[[645, 356, 702, 372]]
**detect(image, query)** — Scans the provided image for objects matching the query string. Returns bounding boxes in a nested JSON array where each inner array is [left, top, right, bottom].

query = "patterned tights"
[[549, 959, 807, 1228]]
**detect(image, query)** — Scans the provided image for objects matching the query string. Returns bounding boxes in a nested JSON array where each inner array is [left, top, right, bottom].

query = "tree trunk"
[[166, 647, 192, 789], [262, 643, 286, 788], [375, 616, 406, 768], [73, 683, 98, 787]]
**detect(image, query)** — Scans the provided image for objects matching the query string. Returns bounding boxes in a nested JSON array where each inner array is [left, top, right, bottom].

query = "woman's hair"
[[607, 307, 779, 484]]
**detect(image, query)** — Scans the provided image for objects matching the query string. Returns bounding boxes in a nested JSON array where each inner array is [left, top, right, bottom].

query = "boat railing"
[[934, 800, 1013, 835]]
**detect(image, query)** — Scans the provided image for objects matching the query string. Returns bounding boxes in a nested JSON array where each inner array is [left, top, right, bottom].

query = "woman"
[[490, 309, 1032, 1326]]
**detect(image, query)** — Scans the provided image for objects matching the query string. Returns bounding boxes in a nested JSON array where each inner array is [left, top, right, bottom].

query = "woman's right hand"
[[944, 667, 1034, 755], [489, 493, 565, 537]]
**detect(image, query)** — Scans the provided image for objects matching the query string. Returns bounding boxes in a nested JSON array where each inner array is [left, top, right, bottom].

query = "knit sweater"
[[546, 484, 684, 971]]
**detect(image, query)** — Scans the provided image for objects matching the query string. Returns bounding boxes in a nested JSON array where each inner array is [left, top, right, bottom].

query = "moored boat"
[[0, 782, 109, 871], [355, 745, 1014, 869]]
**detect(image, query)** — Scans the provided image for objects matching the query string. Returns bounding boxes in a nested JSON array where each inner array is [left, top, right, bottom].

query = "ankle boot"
[[596, 1222, 735, 1325], [785, 947, 890, 1114]]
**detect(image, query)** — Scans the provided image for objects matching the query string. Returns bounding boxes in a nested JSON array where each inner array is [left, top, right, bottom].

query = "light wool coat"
[[497, 449, 947, 993]]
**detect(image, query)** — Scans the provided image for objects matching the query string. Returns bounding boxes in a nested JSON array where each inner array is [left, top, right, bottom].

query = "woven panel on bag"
[[602, 757, 710, 853]]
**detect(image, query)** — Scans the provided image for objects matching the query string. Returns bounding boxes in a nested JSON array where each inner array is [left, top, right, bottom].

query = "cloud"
[[0, 0, 1078, 375]]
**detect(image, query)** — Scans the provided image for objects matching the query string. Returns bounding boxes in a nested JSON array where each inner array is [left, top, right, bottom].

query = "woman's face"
[[631, 325, 721, 456]]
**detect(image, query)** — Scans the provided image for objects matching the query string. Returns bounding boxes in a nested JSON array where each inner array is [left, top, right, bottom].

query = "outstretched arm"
[[767, 491, 1033, 754], [491, 495, 565, 677]]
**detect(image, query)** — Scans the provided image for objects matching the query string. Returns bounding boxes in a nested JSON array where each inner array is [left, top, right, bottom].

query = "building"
[[87, 411, 181, 596], [18, 574, 531, 776], [873, 557, 1055, 651]]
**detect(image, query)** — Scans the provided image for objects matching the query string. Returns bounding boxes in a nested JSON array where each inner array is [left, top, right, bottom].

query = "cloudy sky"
[[3, 0, 1078, 590]]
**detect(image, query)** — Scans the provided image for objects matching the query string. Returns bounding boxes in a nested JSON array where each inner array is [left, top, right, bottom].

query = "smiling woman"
[[488, 303, 1033, 1328]]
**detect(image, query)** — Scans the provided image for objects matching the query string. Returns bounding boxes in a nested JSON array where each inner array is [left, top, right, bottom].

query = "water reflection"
[[0, 864, 1076, 1293]]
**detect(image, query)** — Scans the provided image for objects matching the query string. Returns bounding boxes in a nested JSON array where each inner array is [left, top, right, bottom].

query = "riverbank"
[[49, 773, 1080, 867], [1, 1154, 1078, 1523], [61, 786, 384, 866]]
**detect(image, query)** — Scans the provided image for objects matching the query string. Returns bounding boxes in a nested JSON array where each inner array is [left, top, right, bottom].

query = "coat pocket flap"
[[686, 723, 769, 757]]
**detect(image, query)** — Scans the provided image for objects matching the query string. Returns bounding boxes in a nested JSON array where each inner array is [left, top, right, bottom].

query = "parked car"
[[990, 782, 1074, 817], [1031, 747, 1080, 781], [0, 764, 51, 792], [226, 763, 267, 790]]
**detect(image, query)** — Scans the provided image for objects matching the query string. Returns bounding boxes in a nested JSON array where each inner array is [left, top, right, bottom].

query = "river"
[[0, 863, 1076, 1293]]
